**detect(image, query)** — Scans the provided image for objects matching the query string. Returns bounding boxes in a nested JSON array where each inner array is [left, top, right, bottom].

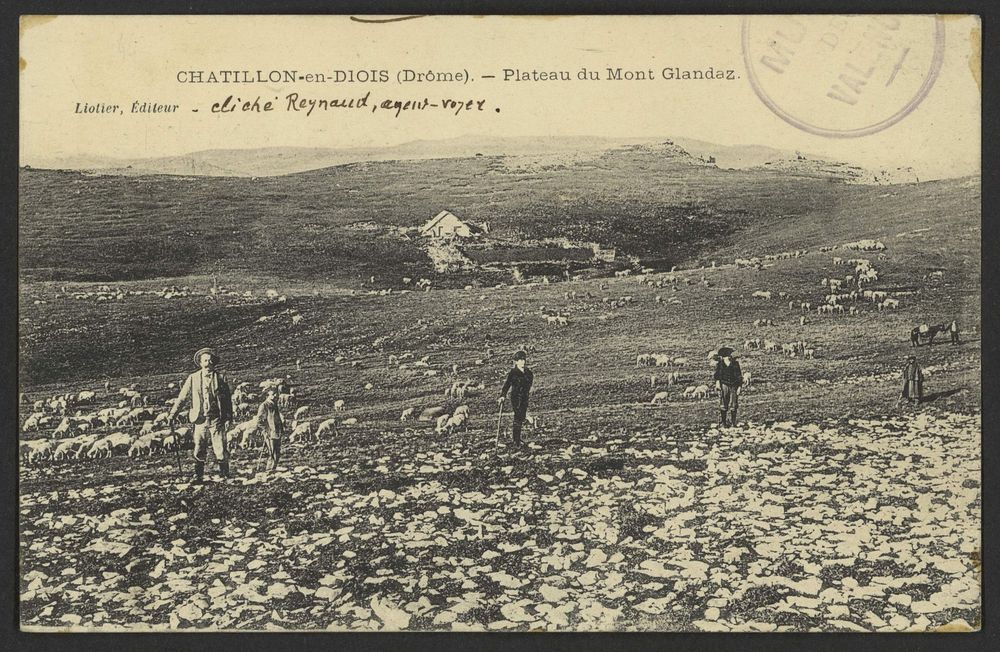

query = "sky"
[[19, 14, 981, 180]]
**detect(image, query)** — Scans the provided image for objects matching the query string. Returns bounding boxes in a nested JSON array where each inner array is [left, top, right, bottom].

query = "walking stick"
[[173, 441, 183, 478], [169, 419, 183, 478], [256, 436, 269, 472], [495, 400, 505, 449]]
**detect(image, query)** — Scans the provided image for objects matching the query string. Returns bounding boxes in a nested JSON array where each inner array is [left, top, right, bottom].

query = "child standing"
[[256, 388, 285, 470]]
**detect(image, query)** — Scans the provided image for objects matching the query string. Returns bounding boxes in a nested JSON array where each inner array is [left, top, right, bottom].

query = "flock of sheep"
[[22, 232, 950, 470]]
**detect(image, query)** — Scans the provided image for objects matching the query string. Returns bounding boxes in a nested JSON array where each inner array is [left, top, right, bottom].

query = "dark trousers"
[[511, 399, 528, 442], [266, 437, 281, 469]]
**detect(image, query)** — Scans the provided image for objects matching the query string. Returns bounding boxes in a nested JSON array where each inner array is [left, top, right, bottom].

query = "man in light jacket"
[[168, 347, 234, 482]]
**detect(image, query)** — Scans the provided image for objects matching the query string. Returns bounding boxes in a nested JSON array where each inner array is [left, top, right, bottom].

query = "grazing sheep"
[[333, 399, 346, 411], [316, 417, 338, 439], [226, 419, 260, 449], [682, 386, 697, 399], [288, 421, 313, 443], [341, 417, 359, 426], [693, 384, 710, 400], [742, 372, 753, 388], [752, 290, 772, 300], [22, 440, 53, 465], [128, 434, 163, 458], [444, 411, 468, 434], [651, 391, 670, 404], [400, 407, 416, 421], [435, 414, 452, 434], [418, 406, 447, 422]]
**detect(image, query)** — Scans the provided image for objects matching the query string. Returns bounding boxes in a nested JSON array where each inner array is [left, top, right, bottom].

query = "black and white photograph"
[[16, 14, 982, 632]]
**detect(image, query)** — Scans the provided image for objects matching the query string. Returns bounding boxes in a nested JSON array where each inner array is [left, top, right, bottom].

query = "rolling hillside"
[[19, 141, 942, 284], [17, 140, 981, 633]]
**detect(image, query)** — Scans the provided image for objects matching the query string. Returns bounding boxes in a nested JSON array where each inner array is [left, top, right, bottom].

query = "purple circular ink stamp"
[[741, 15, 945, 138]]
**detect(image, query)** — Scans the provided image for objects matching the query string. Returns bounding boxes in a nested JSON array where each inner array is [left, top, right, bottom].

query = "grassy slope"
[[17, 158, 981, 633], [19, 176, 981, 425], [20, 143, 882, 283]]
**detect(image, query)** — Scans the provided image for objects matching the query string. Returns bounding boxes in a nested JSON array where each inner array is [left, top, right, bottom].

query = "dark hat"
[[193, 347, 220, 366], [513, 350, 527, 361], [717, 346, 734, 357], [907, 355, 916, 361]]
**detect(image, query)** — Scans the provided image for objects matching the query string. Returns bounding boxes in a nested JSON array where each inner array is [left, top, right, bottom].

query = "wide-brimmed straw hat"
[[193, 347, 220, 366]]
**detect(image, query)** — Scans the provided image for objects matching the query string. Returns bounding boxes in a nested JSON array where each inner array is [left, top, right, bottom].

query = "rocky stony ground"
[[19, 409, 980, 632]]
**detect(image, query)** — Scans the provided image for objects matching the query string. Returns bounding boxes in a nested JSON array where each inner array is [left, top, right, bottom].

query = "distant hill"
[[26, 135, 917, 184], [27, 136, 667, 178], [19, 139, 971, 284]]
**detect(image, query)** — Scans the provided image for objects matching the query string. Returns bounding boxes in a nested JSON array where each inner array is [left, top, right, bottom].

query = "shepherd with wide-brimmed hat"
[[168, 347, 234, 482], [712, 346, 743, 427], [498, 349, 534, 447]]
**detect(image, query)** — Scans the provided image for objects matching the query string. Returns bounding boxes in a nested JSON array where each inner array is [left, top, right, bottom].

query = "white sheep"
[[316, 418, 338, 438], [289, 421, 313, 443]]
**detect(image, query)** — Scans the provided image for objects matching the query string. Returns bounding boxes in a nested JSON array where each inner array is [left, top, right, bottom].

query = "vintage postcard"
[[18, 15, 981, 632]]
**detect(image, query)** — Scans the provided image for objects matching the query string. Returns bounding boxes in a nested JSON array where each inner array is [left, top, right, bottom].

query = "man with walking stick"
[[498, 350, 534, 448], [168, 347, 234, 483], [255, 387, 285, 472]]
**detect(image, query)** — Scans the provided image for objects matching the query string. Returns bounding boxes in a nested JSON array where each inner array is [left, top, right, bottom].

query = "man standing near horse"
[[168, 347, 234, 482], [498, 350, 534, 447]]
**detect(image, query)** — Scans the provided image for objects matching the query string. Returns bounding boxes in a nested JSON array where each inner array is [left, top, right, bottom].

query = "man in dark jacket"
[[901, 355, 924, 404], [499, 350, 534, 446], [713, 347, 743, 427]]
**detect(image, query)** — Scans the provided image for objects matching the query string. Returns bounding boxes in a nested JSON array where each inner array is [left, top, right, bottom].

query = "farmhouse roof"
[[419, 210, 483, 236]]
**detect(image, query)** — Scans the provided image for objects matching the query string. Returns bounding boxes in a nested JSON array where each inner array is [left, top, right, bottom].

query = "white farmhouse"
[[419, 210, 482, 239]]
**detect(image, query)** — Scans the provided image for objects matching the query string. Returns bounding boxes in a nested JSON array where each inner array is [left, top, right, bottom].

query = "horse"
[[911, 323, 950, 347]]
